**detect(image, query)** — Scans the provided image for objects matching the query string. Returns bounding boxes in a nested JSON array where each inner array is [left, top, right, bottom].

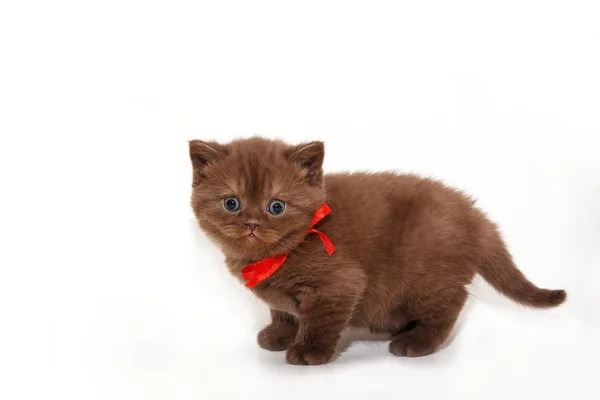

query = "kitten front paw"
[[285, 344, 334, 365], [388, 335, 437, 358], [257, 323, 297, 351]]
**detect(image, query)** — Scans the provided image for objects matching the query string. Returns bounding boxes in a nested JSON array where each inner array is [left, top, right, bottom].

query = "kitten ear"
[[189, 140, 227, 185], [286, 141, 325, 186]]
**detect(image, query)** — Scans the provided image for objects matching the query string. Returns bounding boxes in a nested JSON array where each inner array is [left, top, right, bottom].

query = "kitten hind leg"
[[389, 288, 467, 357]]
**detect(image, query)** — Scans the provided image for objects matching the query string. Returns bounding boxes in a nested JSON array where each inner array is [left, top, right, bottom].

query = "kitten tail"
[[478, 249, 567, 308]]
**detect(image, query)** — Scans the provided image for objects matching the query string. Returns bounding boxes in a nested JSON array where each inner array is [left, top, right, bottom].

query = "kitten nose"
[[245, 222, 259, 231]]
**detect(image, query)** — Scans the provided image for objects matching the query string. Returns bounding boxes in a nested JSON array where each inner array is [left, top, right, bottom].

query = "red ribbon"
[[241, 203, 336, 288]]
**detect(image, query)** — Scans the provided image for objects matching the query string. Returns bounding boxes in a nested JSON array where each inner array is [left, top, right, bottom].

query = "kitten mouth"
[[245, 232, 261, 240]]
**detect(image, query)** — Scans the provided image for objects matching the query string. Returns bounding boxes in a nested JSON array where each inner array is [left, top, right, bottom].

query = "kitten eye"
[[267, 199, 286, 215], [223, 197, 241, 212]]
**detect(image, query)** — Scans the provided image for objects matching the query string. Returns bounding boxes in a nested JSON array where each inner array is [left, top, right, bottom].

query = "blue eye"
[[267, 199, 286, 215], [223, 197, 241, 212]]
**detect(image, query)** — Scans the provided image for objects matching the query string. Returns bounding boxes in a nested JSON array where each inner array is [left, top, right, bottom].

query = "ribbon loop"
[[309, 228, 336, 256]]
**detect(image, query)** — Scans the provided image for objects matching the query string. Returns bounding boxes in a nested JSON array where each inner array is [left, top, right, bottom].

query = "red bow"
[[241, 204, 336, 288]]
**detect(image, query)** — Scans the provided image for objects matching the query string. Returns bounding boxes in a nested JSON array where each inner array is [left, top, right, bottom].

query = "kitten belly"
[[348, 299, 406, 333], [347, 280, 414, 334]]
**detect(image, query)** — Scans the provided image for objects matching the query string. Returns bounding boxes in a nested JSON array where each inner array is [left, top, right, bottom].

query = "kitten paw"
[[286, 344, 334, 365], [389, 336, 437, 358], [257, 323, 297, 351]]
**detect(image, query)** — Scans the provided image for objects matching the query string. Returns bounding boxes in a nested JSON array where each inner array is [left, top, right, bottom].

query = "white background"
[[1, 1, 599, 399]]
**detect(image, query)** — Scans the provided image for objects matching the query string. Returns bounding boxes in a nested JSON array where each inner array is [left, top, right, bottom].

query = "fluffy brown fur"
[[189, 137, 566, 365]]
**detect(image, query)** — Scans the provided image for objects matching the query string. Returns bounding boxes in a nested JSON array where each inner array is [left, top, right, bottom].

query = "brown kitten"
[[189, 137, 566, 365]]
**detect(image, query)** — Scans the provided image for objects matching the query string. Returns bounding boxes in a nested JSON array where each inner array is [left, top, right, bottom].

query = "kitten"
[[189, 137, 566, 365]]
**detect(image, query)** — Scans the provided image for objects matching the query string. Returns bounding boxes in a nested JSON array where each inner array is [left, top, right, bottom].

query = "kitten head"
[[189, 137, 326, 260]]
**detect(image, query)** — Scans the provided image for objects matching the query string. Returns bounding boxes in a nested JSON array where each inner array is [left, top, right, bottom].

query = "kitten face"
[[189, 137, 326, 260]]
